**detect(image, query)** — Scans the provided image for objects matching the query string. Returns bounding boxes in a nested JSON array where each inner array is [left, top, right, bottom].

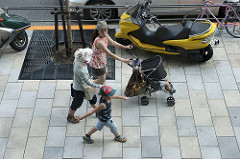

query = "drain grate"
[[19, 30, 115, 80]]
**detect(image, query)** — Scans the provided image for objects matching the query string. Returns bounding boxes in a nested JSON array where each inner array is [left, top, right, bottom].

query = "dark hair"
[[91, 29, 99, 45]]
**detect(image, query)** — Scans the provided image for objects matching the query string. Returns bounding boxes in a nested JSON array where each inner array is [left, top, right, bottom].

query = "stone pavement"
[[0, 25, 240, 159]]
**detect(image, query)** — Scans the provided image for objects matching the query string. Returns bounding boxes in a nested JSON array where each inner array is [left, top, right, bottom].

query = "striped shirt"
[[90, 36, 108, 69]]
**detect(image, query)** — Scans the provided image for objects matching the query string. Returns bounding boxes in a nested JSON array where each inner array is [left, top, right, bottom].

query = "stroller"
[[127, 55, 175, 106]]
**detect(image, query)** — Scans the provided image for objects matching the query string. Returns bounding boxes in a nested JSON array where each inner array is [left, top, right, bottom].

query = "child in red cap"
[[79, 85, 129, 144]]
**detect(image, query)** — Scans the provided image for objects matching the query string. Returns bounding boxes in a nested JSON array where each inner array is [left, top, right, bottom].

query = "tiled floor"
[[0, 25, 240, 159]]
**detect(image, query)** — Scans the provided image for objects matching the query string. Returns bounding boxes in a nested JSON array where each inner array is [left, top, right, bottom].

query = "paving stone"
[[201, 147, 222, 159], [7, 68, 21, 82], [46, 127, 66, 147], [189, 90, 208, 108], [123, 127, 141, 148], [141, 136, 161, 158], [176, 117, 197, 136], [0, 62, 13, 75], [233, 127, 240, 149], [170, 83, 189, 99], [122, 107, 139, 126], [111, 99, 122, 117], [192, 108, 213, 126], [3, 83, 22, 100], [232, 68, 240, 82], [0, 118, 13, 137], [4, 148, 24, 159], [158, 106, 176, 127], [0, 100, 18, 118], [218, 137, 240, 159], [213, 47, 228, 61], [139, 99, 157, 116], [208, 99, 229, 116], [43, 147, 64, 159], [66, 119, 85, 137], [218, 73, 238, 90], [17, 91, 37, 108], [183, 61, 201, 75], [0, 75, 8, 91], [123, 148, 141, 159], [200, 61, 219, 83], [0, 138, 8, 159], [53, 90, 70, 107], [34, 99, 53, 117], [186, 74, 204, 90], [197, 127, 218, 147], [161, 147, 181, 159], [37, 82, 56, 98], [22, 80, 40, 91], [63, 137, 83, 159], [24, 137, 46, 159], [223, 90, 240, 107], [140, 117, 159, 136], [169, 64, 186, 83], [204, 83, 224, 99], [56, 80, 72, 90], [159, 126, 179, 147], [179, 137, 201, 159], [49, 108, 68, 127], [29, 117, 50, 137], [84, 147, 103, 159], [212, 117, 234, 136], [228, 53, 240, 67], [175, 99, 193, 116], [12, 108, 33, 128], [7, 127, 29, 149], [228, 108, 240, 127], [103, 136, 122, 158], [224, 41, 240, 53]]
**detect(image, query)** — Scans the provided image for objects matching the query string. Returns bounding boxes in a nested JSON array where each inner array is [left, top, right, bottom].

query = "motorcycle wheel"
[[10, 30, 28, 51], [189, 45, 213, 62], [84, 0, 117, 20]]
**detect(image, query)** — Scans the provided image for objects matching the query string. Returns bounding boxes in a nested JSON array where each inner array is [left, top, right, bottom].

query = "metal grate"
[[19, 29, 115, 80]]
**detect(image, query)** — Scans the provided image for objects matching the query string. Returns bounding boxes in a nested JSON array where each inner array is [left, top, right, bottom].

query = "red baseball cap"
[[100, 85, 116, 96]]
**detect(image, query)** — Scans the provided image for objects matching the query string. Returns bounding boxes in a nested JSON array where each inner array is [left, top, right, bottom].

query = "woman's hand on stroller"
[[123, 58, 132, 64], [125, 45, 133, 49]]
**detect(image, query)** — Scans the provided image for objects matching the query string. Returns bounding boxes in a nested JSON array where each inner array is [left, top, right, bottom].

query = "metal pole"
[[65, 0, 73, 55], [54, 7, 59, 50], [59, 0, 69, 55], [76, 6, 86, 48]]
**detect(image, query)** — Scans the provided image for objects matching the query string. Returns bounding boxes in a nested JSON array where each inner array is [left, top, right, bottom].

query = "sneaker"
[[83, 136, 94, 144], [114, 135, 127, 143]]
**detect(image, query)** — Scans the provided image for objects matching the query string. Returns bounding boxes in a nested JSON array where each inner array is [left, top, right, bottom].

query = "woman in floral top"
[[90, 21, 133, 85]]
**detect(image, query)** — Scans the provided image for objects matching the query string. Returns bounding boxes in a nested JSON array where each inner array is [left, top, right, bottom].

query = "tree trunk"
[[65, 0, 73, 56]]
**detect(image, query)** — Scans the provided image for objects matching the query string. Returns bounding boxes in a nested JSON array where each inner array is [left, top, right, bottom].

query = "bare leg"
[[86, 126, 97, 136], [68, 107, 75, 116]]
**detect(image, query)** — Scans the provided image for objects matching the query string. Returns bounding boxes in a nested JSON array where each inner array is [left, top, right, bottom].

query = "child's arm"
[[112, 95, 129, 100], [78, 103, 106, 120]]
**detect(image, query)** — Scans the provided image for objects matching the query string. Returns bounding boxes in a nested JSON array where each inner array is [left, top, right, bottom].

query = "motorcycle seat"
[[130, 21, 193, 47]]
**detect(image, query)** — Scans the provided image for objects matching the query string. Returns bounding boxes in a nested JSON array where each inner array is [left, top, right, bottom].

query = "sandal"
[[67, 114, 79, 124], [114, 135, 127, 143]]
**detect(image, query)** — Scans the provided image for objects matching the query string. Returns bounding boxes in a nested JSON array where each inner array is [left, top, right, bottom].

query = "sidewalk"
[[0, 25, 240, 159]]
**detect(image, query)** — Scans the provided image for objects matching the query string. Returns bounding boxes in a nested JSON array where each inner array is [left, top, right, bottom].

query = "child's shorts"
[[95, 119, 118, 134], [158, 80, 165, 88]]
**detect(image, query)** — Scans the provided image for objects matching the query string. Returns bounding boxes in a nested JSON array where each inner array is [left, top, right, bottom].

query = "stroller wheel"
[[167, 96, 175, 106], [141, 96, 149, 105]]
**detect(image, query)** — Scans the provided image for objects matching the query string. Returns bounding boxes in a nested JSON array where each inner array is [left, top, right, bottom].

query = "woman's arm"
[[112, 95, 129, 100], [107, 35, 133, 49], [78, 103, 106, 120], [97, 40, 131, 64]]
